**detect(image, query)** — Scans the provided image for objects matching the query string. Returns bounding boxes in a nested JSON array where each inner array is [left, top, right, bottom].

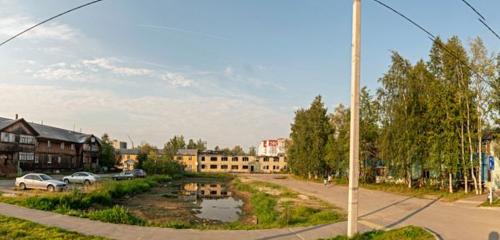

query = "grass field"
[[0, 214, 107, 240], [326, 226, 434, 240]]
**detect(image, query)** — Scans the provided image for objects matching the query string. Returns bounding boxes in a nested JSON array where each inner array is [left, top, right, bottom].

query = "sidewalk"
[[0, 203, 370, 240]]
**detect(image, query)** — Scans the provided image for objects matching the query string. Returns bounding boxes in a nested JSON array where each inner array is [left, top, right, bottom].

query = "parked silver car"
[[15, 173, 66, 192], [62, 172, 100, 185], [112, 171, 134, 180]]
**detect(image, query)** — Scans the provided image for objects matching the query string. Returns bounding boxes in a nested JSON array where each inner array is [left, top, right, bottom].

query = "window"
[[221, 157, 228, 161], [20, 135, 34, 145], [47, 155, 52, 164], [58, 156, 62, 164], [232, 157, 238, 162], [176, 156, 182, 161], [210, 157, 217, 161], [242, 157, 249, 162], [242, 165, 249, 169], [231, 165, 239, 170], [210, 165, 217, 169], [47, 141, 51, 148], [201, 164, 206, 169], [263, 166, 269, 170], [273, 165, 279, 170], [34, 156, 39, 163], [1, 132, 15, 143], [18, 152, 34, 161], [91, 137, 95, 143], [71, 144, 75, 150], [60, 143, 65, 150], [273, 157, 279, 162], [263, 157, 269, 162], [188, 156, 192, 160], [221, 165, 228, 169], [201, 156, 205, 161]]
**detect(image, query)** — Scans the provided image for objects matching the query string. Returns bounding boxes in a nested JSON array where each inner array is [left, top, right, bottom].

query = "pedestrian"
[[323, 173, 328, 186], [327, 174, 332, 184]]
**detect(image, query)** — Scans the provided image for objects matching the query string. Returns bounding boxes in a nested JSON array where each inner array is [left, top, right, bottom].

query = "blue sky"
[[0, 0, 499, 149]]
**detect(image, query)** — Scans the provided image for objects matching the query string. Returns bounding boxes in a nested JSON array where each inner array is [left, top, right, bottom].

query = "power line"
[[0, 0, 104, 47], [479, 18, 500, 41], [459, 0, 500, 41], [460, 0, 485, 20], [371, 0, 488, 83]]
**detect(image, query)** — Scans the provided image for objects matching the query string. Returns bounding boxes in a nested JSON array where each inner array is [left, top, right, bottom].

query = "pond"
[[118, 178, 244, 224]]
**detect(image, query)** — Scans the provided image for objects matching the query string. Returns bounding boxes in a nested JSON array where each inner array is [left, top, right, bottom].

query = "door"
[[250, 166, 254, 172]]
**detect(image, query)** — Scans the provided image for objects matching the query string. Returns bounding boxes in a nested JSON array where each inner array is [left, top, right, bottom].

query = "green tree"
[[288, 96, 332, 178], [99, 133, 116, 169], [231, 145, 245, 155], [163, 135, 186, 160], [248, 146, 257, 156]]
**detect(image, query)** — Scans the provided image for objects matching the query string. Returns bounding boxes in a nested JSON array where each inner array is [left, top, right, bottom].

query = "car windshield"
[[40, 175, 52, 181]]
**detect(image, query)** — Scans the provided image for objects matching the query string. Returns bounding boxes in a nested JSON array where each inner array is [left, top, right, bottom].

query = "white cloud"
[[0, 16, 77, 41], [223, 67, 234, 77], [160, 72, 194, 87], [0, 83, 291, 148], [33, 62, 84, 81], [82, 58, 152, 76]]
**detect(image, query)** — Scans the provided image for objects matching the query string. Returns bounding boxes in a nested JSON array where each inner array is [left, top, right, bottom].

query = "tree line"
[[288, 36, 500, 194]]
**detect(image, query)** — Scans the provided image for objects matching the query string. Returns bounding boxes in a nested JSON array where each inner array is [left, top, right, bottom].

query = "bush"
[[251, 192, 277, 225], [143, 160, 184, 175], [85, 205, 145, 225]]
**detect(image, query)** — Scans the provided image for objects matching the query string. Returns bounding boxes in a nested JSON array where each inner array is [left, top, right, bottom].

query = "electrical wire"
[[0, 0, 104, 47]]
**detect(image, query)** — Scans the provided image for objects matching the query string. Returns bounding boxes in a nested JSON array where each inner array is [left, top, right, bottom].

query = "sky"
[[0, 0, 499, 149]]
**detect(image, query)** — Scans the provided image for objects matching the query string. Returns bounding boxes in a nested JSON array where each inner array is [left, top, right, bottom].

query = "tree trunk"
[[477, 105, 483, 195], [466, 97, 479, 194], [461, 122, 468, 193], [449, 172, 453, 193]]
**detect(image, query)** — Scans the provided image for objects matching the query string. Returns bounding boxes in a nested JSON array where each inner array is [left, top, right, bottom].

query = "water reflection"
[[170, 181, 243, 222]]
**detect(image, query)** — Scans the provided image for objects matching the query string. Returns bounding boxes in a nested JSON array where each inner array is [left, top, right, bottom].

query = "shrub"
[[251, 192, 277, 225], [85, 205, 145, 225]]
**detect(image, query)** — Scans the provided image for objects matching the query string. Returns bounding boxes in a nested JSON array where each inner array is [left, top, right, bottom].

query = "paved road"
[[242, 174, 500, 240]]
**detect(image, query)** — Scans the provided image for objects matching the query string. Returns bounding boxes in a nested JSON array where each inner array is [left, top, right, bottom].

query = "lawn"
[[361, 182, 475, 202], [226, 178, 345, 229], [480, 198, 500, 207], [0, 214, 107, 240], [326, 226, 434, 240], [0, 175, 173, 225]]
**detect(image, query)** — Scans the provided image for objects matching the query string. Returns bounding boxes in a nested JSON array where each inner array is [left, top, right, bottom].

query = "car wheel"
[[19, 183, 26, 190], [47, 185, 55, 192], [84, 180, 91, 185], [64, 179, 70, 184]]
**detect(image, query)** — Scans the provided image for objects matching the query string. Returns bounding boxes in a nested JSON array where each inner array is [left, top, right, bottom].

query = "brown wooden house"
[[0, 116, 101, 176]]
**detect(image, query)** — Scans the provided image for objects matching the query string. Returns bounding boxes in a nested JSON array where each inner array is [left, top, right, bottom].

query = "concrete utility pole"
[[348, 0, 361, 237]]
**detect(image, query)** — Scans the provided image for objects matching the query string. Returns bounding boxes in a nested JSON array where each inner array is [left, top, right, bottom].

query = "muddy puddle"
[[118, 178, 244, 225]]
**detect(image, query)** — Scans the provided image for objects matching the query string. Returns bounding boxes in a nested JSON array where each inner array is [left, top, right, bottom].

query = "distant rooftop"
[[176, 149, 198, 156], [0, 116, 98, 144]]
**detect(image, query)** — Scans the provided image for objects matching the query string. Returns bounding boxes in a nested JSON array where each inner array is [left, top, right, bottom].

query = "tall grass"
[[0, 175, 172, 225]]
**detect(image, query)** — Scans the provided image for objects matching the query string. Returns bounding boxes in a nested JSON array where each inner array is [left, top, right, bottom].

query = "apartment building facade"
[[0, 116, 101, 176], [175, 149, 287, 174]]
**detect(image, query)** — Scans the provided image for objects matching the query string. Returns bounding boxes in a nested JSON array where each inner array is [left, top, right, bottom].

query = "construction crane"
[[127, 135, 135, 149]]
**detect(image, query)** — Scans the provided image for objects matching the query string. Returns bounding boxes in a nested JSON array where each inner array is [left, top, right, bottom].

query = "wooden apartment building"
[[0, 116, 101, 176]]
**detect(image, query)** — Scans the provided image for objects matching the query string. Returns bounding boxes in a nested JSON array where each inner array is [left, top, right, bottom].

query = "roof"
[[0, 117, 15, 130], [118, 149, 140, 155], [176, 149, 198, 156], [0, 116, 99, 144]]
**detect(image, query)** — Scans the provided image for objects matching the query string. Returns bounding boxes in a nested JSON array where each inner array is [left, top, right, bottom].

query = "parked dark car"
[[132, 169, 146, 178], [112, 171, 134, 180]]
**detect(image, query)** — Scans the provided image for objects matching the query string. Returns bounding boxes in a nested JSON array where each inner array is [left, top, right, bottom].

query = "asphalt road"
[[242, 174, 500, 240]]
